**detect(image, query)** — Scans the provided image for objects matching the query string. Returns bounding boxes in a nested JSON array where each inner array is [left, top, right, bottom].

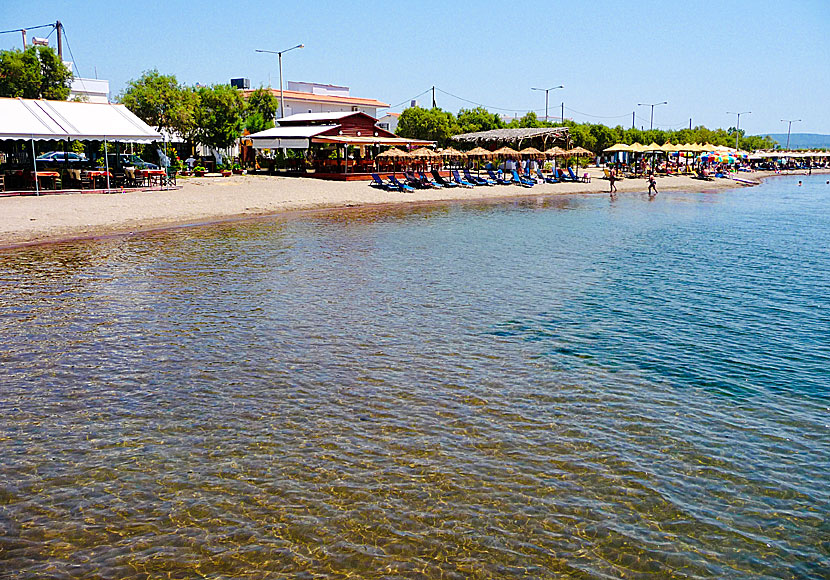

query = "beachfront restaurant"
[[0, 97, 163, 194], [246, 111, 434, 180]]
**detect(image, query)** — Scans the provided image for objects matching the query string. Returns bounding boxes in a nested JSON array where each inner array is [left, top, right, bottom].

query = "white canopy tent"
[[0, 97, 162, 193]]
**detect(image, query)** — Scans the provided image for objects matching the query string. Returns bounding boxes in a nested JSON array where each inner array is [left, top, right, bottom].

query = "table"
[[84, 170, 111, 189], [136, 169, 166, 187], [33, 171, 60, 190]]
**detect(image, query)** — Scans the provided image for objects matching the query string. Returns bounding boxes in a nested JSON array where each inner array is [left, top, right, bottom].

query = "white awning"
[[247, 125, 335, 150], [0, 97, 162, 142]]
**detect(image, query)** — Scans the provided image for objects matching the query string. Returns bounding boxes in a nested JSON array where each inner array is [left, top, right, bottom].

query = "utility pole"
[[637, 101, 667, 131], [632, 111, 635, 129], [561, 102, 564, 125], [255, 44, 305, 120], [56, 20, 63, 59], [780, 118, 801, 150], [531, 85, 563, 122], [727, 111, 751, 150], [689, 118, 692, 130], [432, 86, 436, 109]]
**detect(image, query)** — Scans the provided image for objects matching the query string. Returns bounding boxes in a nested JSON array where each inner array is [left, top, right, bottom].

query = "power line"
[[0, 23, 54, 35], [564, 106, 631, 120]]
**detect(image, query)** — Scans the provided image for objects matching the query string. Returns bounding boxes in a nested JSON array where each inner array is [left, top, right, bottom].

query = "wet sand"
[[0, 168, 816, 248]]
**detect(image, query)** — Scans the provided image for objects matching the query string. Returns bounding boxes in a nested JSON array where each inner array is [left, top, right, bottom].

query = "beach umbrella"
[[566, 146, 593, 157], [545, 146, 568, 158], [376, 147, 411, 172], [440, 147, 467, 159], [603, 143, 632, 152], [519, 147, 545, 159], [492, 146, 520, 158], [466, 147, 494, 160], [377, 147, 411, 159], [409, 147, 439, 159], [629, 142, 647, 153]]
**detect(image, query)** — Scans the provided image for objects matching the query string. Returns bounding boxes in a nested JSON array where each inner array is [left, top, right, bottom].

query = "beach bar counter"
[[246, 112, 434, 180]]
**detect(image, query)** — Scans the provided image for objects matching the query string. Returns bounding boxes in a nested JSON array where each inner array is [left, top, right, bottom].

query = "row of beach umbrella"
[[604, 142, 744, 154], [377, 145, 593, 161]]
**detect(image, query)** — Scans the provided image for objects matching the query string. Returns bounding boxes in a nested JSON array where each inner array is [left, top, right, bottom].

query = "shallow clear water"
[[1, 175, 828, 579]]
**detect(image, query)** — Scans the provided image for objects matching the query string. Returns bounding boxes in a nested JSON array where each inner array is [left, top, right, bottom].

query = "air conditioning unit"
[[352, 106, 359, 112]]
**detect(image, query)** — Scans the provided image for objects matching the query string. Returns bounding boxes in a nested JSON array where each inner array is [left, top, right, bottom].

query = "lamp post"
[[727, 111, 751, 151], [256, 43, 304, 120], [780, 118, 801, 150], [637, 101, 667, 131], [531, 85, 563, 122]]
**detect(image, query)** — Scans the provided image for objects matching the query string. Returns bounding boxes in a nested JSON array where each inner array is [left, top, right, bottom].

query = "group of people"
[[607, 168, 657, 199]]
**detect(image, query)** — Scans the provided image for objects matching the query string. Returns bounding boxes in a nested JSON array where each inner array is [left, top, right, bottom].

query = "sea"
[[0, 174, 828, 579]]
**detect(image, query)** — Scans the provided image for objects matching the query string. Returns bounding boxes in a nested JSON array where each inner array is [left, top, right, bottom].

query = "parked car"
[[106, 154, 158, 170], [36, 151, 88, 163]]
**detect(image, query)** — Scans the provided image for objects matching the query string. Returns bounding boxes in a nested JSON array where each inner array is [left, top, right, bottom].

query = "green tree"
[[244, 87, 278, 133], [0, 46, 72, 100], [456, 107, 504, 134], [396, 106, 458, 147], [119, 70, 197, 138], [194, 84, 245, 150]]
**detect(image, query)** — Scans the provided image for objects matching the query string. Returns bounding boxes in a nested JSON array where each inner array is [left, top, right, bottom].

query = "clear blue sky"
[[4, 0, 829, 134]]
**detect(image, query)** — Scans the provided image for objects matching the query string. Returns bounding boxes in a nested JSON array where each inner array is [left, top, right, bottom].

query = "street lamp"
[[256, 43, 304, 120], [531, 85, 563, 122], [780, 118, 801, 150], [727, 111, 751, 151], [637, 101, 667, 131]]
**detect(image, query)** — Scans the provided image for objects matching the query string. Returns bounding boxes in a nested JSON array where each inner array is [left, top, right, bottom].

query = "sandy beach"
[[0, 168, 818, 249]]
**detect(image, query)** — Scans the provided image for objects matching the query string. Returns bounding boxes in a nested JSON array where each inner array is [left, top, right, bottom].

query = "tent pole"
[[104, 138, 111, 191], [31, 138, 40, 196]]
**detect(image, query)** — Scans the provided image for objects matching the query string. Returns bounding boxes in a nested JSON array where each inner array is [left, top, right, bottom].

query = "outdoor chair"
[[487, 169, 513, 185], [403, 171, 428, 189], [464, 168, 494, 186], [418, 171, 443, 188], [511, 170, 535, 187], [537, 168, 559, 184], [431, 170, 458, 187], [370, 173, 397, 191], [451, 170, 476, 188], [565, 167, 582, 182], [388, 174, 415, 192]]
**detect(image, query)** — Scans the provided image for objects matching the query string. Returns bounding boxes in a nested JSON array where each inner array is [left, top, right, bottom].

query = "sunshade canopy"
[[0, 97, 162, 142]]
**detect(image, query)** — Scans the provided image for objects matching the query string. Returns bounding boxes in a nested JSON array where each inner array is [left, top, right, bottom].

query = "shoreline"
[[0, 168, 824, 250]]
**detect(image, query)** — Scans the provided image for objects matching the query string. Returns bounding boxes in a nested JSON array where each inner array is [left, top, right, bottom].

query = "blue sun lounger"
[[431, 169, 458, 187], [565, 167, 581, 182], [487, 169, 511, 185], [511, 169, 535, 187], [465, 168, 494, 186], [452, 170, 476, 188], [388, 174, 415, 192], [537, 168, 558, 184], [418, 171, 444, 188], [370, 173, 397, 191]]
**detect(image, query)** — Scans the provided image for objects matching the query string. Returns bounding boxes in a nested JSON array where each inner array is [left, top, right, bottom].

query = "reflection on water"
[[1, 176, 828, 578]]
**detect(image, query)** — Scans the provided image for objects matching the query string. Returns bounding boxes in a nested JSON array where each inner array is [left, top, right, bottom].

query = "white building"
[[377, 112, 400, 134], [242, 81, 389, 120], [68, 77, 110, 104]]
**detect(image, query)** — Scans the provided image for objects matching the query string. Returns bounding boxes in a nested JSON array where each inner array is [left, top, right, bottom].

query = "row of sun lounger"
[[370, 167, 587, 192]]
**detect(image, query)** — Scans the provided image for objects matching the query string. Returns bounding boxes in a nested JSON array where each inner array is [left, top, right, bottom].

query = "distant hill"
[[763, 133, 830, 149]]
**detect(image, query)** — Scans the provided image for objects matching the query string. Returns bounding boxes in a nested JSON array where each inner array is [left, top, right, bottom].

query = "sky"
[[4, 0, 830, 135]]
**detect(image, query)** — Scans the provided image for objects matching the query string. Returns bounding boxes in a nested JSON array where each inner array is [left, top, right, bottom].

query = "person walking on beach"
[[609, 168, 617, 196], [648, 173, 658, 197]]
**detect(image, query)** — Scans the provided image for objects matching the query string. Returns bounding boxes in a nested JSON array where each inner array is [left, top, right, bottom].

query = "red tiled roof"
[[242, 88, 389, 108]]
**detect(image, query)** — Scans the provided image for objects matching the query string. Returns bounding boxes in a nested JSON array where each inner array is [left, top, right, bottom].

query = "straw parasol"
[[409, 147, 439, 159], [466, 146, 494, 159], [377, 147, 411, 159], [440, 147, 467, 159], [519, 146, 545, 159], [628, 142, 647, 153], [643, 142, 663, 153], [492, 146, 520, 158], [566, 146, 594, 157], [545, 146, 568, 158]]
